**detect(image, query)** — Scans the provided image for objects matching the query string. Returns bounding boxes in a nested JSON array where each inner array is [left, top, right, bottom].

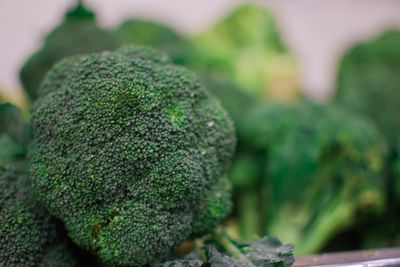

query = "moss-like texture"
[[30, 46, 236, 266]]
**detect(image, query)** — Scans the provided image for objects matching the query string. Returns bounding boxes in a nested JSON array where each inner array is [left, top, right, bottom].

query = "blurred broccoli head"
[[187, 4, 299, 100], [30, 46, 235, 266], [19, 3, 119, 100], [244, 102, 387, 254], [336, 30, 400, 149], [116, 19, 188, 64]]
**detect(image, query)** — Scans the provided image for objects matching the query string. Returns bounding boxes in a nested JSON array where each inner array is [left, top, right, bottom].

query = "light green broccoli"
[[19, 2, 119, 100], [186, 4, 299, 100], [30, 46, 236, 266]]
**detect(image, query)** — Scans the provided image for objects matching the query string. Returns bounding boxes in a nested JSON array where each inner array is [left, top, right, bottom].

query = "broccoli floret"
[[186, 4, 299, 100], [116, 20, 188, 64], [0, 163, 77, 267], [30, 46, 236, 266], [19, 2, 119, 100], [242, 102, 387, 254], [335, 30, 400, 149], [0, 103, 77, 266]]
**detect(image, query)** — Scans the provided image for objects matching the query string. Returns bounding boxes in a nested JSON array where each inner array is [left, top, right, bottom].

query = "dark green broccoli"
[[241, 102, 387, 254], [30, 46, 236, 266], [19, 2, 119, 100], [335, 30, 400, 149], [0, 103, 77, 267], [116, 20, 188, 64], [186, 4, 299, 100], [0, 163, 77, 267]]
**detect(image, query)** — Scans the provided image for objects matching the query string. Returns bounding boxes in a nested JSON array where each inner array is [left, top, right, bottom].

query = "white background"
[[1, 0, 400, 102]]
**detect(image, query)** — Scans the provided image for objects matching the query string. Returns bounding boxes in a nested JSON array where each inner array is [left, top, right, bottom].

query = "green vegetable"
[[242, 102, 387, 254], [186, 4, 299, 100], [116, 20, 187, 64], [0, 103, 77, 267], [335, 30, 400, 247], [335, 30, 400, 149], [201, 77, 264, 240], [30, 46, 236, 266], [157, 234, 294, 267], [19, 2, 119, 100]]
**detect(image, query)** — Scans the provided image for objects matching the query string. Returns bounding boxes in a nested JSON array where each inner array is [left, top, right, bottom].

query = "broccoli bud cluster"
[[30, 46, 236, 266]]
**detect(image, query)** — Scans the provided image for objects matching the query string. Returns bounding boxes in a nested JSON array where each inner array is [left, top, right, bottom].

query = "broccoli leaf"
[[156, 236, 294, 267]]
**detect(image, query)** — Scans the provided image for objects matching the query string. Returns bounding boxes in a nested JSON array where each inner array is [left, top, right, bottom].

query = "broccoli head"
[[335, 30, 400, 149], [0, 163, 77, 267], [30, 46, 235, 266], [116, 19, 188, 64], [19, 2, 119, 100], [0, 103, 76, 266], [186, 4, 299, 100], [242, 102, 387, 254]]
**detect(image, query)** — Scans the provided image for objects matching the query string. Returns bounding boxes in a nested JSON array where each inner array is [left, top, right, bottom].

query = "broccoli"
[[335, 30, 400, 248], [186, 4, 299, 100], [19, 2, 119, 100], [199, 76, 264, 240], [30, 46, 236, 266], [335, 30, 400, 149], [0, 103, 77, 267], [240, 102, 387, 254], [116, 20, 188, 64], [0, 163, 78, 267]]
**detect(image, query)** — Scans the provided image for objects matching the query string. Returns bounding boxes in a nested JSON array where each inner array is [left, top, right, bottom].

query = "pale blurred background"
[[1, 0, 400, 102]]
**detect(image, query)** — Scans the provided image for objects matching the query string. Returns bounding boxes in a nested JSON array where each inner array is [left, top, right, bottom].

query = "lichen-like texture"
[[19, 3, 119, 100], [1, 102, 76, 266], [0, 161, 76, 267], [30, 46, 235, 266]]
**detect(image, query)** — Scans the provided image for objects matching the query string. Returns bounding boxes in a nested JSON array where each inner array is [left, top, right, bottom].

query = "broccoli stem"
[[296, 201, 354, 254], [213, 230, 256, 267], [237, 190, 259, 241]]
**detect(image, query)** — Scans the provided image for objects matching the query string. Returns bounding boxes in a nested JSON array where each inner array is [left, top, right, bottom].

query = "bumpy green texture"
[[0, 104, 76, 266], [242, 102, 387, 254], [30, 46, 235, 266], [19, 3, 119, 100], [186, 4, 299, 100], [116, 20, 187, 64], [0, 163, 77, 267], [335, 30, 400, 148]]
